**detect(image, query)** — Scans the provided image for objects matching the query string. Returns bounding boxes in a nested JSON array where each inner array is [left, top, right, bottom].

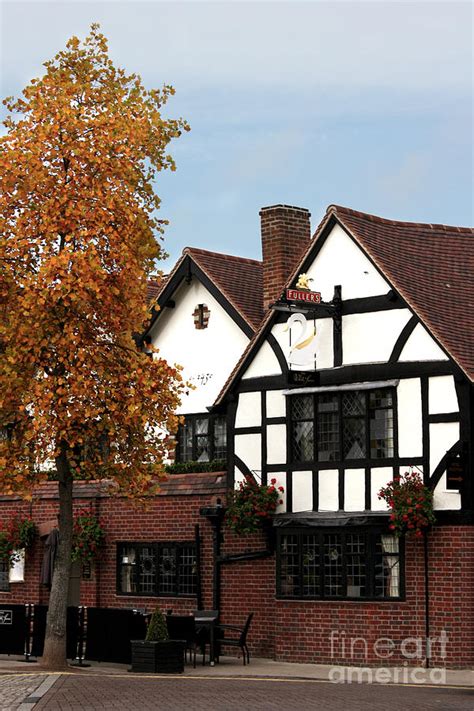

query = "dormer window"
[[193, 304, 210, 330]]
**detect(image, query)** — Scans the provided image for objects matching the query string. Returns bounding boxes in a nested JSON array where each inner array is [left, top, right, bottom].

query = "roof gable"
[[332, 206, 474, 380], [145, 248, 263, 338], [215, 205, 473, 403]]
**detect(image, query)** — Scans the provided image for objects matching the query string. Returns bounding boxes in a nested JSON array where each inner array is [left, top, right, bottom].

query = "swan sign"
[[284, 313, 318, 369]]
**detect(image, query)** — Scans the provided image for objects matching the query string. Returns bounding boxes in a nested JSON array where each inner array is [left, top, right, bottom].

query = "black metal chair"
[[166, 614, 199, 668], [215, 613, 254, 665]]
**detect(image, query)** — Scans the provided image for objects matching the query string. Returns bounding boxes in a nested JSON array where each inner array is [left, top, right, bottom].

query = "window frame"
[[116, 541, 197, 598], [290, 387, 396, 466], [0, 559, 9, 592], [176, 413, 227, 464], [276, 527, 404, 602]]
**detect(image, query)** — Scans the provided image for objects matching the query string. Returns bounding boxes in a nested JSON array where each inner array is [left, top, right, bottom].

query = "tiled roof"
[[0, 472, 227, 501], [184, 248, 264, 330], [146, 279, 162, 303], [328, 205, 474, 381]]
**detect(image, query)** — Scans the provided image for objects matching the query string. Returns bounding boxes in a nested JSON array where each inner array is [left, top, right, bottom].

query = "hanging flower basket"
[[378, 471, 436, 539], [72, 511, 106, 564], [225, 478, 284, 535], [0, 515, 37, 566]]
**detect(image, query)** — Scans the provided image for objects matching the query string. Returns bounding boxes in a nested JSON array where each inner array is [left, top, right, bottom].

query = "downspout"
[[199, 501, 225, 610], [194, 524, 203, 610], [424, 531, 430, 669]]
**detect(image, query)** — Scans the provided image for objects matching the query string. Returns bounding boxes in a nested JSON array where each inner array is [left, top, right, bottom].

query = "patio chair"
[[166, 614, 199, 668], [215, 613, 254, 665]]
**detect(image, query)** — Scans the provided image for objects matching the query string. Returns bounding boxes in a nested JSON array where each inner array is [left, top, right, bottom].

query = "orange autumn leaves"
[[0, 25, 189, 497]]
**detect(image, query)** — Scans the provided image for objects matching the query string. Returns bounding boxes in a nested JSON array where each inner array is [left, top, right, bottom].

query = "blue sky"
[[1, 0, 472, 270]]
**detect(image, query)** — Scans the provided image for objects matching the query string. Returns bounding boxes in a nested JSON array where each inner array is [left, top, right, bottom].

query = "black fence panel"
[[85, 608, 147, 664], [31, 605, 48, 658], [0, 604, 28, 655], [30, 606, 80, 659], [66, 607, 81, 660]]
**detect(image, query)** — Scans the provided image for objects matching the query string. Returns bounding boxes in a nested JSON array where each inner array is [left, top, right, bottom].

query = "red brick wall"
[[1, 491, 473, 668], [219, 525, 474, 669], [260, 204, 311, 310]]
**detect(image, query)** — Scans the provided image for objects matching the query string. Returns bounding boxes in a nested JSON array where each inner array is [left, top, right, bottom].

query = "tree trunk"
[[40, 441, 74, 669]]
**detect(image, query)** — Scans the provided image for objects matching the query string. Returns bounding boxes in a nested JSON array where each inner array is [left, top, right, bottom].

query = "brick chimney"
[[260, 204, 311, 310]]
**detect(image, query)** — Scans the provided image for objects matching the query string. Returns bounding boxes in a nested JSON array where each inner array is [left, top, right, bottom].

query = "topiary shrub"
[[145, 608, 169, 642]]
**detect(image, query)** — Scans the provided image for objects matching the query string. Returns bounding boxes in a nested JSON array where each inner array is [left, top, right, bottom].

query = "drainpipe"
[[199, 500, 225, 611], [424, 531, 430, 669]]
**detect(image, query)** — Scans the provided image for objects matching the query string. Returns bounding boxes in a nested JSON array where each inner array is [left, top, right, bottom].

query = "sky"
[[0, 0, 472, 270]]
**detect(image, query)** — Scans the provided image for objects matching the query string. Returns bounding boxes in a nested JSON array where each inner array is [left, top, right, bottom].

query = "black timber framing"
[[261, 391, 267, 486], [273, 291, 407, 325], [389, 315, 418, 362], [237, 360, 456, 395]]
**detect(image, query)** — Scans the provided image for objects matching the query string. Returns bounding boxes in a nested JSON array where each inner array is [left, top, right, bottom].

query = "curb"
[[17, 673, 61, 710]]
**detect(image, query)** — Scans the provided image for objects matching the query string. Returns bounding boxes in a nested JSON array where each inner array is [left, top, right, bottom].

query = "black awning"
[[273, 511, 390, 528]]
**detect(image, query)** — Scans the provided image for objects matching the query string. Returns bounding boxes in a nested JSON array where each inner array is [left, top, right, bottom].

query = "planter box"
[[130, 640, 185, 673]]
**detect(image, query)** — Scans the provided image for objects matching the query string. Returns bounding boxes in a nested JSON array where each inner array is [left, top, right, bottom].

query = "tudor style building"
[[212, 204, 473, 667], [1, 203, 472, 668]]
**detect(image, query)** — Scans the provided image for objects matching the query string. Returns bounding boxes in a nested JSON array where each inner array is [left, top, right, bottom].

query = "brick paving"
[[32, 673, 474, 711], [0, 673, 51, 710]]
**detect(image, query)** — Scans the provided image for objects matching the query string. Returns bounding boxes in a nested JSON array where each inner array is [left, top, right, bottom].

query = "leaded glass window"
[[317, 395, 339, 461], [176, 415, 226, 463], [291, 388, 395, 464], [117, 542, 196, 597], [291, 396, 314, 462], [278, 530, 402, 600], [369, 390, 394, 458], [0, 560, 9, 592], [279, 534, 300, 597]]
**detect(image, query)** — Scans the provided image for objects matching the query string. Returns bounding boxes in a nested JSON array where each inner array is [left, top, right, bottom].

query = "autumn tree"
[[0, 25, 189, 668]]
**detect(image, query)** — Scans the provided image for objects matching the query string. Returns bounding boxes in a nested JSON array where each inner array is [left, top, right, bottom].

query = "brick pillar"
[[260, 204, 311, 311]]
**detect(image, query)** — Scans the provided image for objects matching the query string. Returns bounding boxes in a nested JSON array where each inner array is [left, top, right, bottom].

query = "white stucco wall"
[[235, 392, 262, 427], [399, 323, 448, 362], [433, 474, 461, 510], [429, 421, 460, 476], [344, 469, 366, 511], [371, 468, 392, 511], [292, 471, 313, 512], [150, 279, 249, 414], [242, 339, 280, 379], [272, 473, 287, 512], [342, 310, 412, 365], [305, 223, 391, 301], [234, 433, 261, 475], [428, 375, 459, 414], [266, 390, 286, 418], [267, 424, 287, 464], [318, 469, 339, 511], [397, 378, 423, 458]]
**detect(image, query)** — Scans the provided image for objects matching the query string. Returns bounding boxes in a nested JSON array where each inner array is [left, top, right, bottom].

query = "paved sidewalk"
[[1, 654, 473, 686], [0, 673, 59, 711]]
